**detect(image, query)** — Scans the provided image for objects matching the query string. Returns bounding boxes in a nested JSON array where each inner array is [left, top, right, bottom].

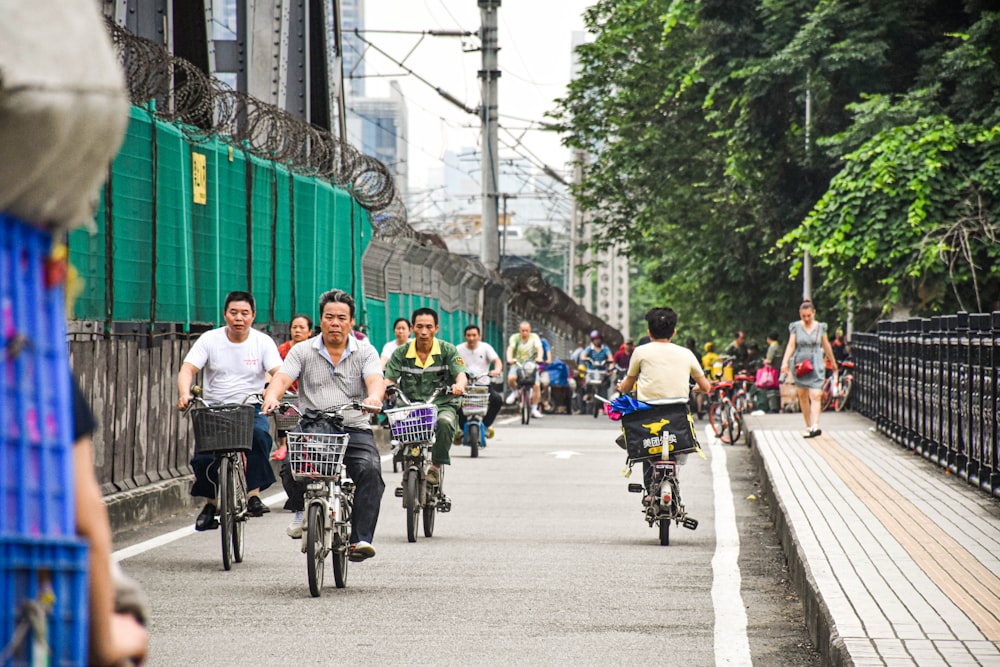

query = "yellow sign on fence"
[[192, 152, 207, 204]]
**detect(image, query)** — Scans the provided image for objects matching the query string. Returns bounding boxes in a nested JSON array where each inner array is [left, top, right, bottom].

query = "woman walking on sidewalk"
[[780, 299, 838, 438]]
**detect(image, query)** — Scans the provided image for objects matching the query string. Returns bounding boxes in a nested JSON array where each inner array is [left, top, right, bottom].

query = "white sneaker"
[[505, 391, 517, 405], [348, 540, 376, 562], [531, 407, 543, 419], [286, 511, 303, 538]]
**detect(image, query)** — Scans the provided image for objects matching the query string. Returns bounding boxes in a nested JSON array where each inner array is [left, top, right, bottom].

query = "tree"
[[555, 0, 1000, 337]]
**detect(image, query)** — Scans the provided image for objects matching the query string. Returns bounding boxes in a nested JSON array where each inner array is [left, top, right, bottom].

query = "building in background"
[[568, 30, 629, 338], [340, 0, 365, 97], [341, 0, 408, 197], [346, 81, 409, 198]]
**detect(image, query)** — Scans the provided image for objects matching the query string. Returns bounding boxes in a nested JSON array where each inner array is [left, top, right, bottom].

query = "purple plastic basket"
[[383, 404, 438, 443], [1, 214, 75, 538], [0, 536, 89, 666]]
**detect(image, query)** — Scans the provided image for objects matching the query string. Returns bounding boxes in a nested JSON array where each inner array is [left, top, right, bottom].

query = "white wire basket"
[[383, 403, 438, 443], [287, 431, 349, 480], [460, 386, 490, 416], [585, 369, 607, 385]]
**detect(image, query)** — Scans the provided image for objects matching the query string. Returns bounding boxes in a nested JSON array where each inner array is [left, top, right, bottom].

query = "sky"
[[356, 1, 596, 196]]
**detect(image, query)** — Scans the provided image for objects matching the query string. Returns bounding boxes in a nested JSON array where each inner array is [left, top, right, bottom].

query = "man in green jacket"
[[384, 307, 468, 485]]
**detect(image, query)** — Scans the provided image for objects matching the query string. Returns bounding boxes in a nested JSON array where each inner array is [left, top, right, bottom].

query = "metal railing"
[[852, 312, 1000, 498]]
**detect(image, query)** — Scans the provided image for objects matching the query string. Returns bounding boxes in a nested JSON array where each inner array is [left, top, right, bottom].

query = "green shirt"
[[384, 338, 466, 408]]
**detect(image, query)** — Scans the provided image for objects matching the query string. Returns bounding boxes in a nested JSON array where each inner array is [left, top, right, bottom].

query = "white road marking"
[[707, 425, 752, 665], [547, 451, 582, 459], [495, 416, 520, 425], [112, 491, 289, 562]]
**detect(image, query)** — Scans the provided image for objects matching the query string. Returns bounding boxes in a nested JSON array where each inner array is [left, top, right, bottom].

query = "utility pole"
[[479, 0, 501, 272], [331, 0, 348, 143]]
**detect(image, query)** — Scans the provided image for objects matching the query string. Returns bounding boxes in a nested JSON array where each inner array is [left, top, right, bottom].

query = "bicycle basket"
[[273, 394, 301, 432], [383, 403, 438, 443], [461, 387, 490, 416], [286, 431, 349, 480], [585, 369, 607, 386], [516, 362, 537, 386], [191, 404, 255, 454]]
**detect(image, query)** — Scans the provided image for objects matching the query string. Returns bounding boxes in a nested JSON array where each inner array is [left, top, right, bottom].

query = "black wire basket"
[[191, 404, 255, 454]]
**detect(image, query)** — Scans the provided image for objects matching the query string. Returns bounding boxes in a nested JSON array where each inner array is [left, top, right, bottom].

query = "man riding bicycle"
[[616, 308, 712, 491], [383, 308, 467, 486], [455, 324, 503, 438], [505, 321, 545, 419], [176, 290, 282, 531], [261, 289, 385, 562]]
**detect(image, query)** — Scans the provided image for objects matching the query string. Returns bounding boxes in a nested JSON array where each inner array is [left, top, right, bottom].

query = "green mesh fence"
[[68, 108, 383, 329]]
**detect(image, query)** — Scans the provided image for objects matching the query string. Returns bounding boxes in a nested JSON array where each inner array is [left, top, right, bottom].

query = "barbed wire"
[[105, 19, 411, 239]]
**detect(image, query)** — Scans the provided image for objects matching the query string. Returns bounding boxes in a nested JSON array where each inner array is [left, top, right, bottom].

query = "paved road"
[[113, 413, 822, 666]]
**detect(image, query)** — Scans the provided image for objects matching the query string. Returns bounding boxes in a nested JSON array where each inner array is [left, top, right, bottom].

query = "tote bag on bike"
[[755, 366, 779, 390]]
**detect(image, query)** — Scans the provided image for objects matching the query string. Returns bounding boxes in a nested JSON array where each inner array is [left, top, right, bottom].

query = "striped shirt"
[[278, 334, 383, 430]]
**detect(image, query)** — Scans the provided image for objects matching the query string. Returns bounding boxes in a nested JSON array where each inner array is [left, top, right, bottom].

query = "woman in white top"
[[380, 317, 412, 369]]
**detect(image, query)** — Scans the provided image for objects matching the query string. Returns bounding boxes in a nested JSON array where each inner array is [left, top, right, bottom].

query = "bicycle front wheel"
[[219, 456, 234, 571], [232, 455, 247, 563], [405, 471, 420, 543], [708, 402, 724, 437], [520, 388, 530, 424], [723, 402, 736, 445], [307, 503, 326, 597], [835, 376, 853, 412]]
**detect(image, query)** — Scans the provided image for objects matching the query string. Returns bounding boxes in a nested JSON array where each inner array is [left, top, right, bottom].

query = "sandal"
[[270, 445, 287, 461]]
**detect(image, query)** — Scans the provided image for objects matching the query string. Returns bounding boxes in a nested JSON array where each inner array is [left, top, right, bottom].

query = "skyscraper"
[[338, 0, 409, 196], [339, 0, 365, 98]]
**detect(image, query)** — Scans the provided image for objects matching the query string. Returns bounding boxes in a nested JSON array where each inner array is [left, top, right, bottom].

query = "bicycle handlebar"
[[386, 383, 456, 406]]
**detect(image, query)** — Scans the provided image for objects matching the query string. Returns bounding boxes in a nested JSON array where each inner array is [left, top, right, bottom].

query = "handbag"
[[794, 359, 814, 378], [755, 366, 779, 390]]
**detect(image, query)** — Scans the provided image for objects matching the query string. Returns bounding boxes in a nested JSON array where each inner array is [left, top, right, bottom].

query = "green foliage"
[[554, 1, 1000, 336]]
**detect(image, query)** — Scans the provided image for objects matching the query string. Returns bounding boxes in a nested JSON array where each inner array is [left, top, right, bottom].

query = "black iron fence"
[[851, 312, 1000, 498]]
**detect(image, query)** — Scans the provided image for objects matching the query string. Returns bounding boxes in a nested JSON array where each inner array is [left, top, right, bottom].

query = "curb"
[[748, 429, 852, 667], [106, 476, 198, 537]]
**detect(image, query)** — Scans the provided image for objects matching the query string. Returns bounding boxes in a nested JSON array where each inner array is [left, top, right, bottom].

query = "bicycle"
[[279, 401, 372, 596], [384, 385, 454, 542], [511, 360, 538, 425], [707, 380, 741, 445], [460, 372, 492, 458], [821, 360, 855, 412], [184, 387, 257, 571]]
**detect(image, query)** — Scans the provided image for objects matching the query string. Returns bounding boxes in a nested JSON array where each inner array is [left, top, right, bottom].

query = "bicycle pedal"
[[437, 497, 452, 513], [394, 486, 403, 498], [682, 517, 699, 530]]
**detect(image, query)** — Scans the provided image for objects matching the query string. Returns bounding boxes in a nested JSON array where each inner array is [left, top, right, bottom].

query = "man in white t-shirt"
[[456, 324, 503, 436], [177, 291, 283, 531]]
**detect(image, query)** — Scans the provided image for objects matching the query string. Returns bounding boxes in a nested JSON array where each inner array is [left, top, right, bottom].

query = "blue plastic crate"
[[0, 536, 89, 666], [0, 214, 75, 538]]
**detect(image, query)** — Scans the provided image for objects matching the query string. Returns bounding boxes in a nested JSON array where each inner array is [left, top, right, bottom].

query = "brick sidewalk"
[[746, 412, 1000, 666]]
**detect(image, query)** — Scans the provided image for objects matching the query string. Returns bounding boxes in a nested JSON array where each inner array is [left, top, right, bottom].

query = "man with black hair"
[[262, 289, 385, 561], [617, 308, 712, 488], [177, 290, 282, 531], [724, 330, 749, 368], [384, 307, 468, 485]]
